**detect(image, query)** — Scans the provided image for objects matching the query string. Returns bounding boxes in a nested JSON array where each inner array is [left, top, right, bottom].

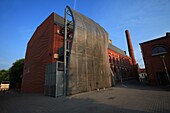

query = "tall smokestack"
[[125, 30, 136, 65]]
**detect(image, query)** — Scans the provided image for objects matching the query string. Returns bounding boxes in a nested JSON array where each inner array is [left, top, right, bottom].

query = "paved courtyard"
[[0, 80, 170, 113]]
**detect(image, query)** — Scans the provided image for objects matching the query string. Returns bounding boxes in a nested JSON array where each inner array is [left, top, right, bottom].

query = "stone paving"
[[0, 81, 170, 113]]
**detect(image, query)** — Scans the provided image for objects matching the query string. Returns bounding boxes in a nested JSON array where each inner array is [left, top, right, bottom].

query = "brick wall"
[[21, 13, 55, 93], [140, 36, 170, 85]]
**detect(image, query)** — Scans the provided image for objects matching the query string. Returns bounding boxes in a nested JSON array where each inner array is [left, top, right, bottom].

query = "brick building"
[[108, 30, 138, 85], [108, 43, 136, 83], [21, 7, 138, 95], [140, 33, 170, 85]]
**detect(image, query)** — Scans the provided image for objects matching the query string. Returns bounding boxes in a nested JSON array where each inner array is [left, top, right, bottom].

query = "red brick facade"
[[108, 48, 134, 82], [21, 13, 63, 93], [140, 33, 170, 85]]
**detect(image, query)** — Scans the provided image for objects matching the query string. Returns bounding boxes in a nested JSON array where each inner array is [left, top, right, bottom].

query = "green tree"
[[9, 58, 24, 87], [0, 69, 9, 82]]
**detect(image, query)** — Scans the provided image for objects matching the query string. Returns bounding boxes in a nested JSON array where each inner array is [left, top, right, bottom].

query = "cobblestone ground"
[[0, 81, 170, 113]]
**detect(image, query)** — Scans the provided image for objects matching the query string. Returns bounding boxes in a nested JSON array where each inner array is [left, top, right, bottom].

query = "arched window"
[[152, 46, 167, 55]]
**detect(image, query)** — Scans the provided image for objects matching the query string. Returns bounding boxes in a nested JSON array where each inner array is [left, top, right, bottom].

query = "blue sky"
[[0, 0, 170, 69]]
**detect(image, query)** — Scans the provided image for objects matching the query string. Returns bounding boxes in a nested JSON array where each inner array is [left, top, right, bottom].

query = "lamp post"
[[160, 55, 170, 84]]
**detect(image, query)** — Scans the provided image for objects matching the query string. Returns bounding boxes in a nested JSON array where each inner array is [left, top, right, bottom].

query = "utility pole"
[[74, 0, 76, 10], [161, 55, 170, 84]]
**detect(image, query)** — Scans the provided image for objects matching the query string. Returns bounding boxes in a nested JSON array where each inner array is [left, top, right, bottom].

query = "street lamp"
[[160, 55, 170, 84]]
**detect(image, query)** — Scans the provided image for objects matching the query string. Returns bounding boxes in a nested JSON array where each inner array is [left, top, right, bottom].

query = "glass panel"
[[152, 46, 167, 55]]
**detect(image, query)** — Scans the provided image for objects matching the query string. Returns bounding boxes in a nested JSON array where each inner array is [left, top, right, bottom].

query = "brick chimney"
[[125, 30, 136, 65]]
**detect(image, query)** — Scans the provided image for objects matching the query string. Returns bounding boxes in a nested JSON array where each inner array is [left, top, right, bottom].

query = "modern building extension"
[[21, 6, 138, 96]]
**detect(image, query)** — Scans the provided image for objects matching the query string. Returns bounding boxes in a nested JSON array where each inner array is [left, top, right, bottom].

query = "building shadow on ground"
[[1, 92, 167, 113], [115, 79, 170, 92]]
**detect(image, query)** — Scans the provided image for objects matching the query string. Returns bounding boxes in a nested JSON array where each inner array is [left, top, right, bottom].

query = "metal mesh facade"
[[67, 7, 111, 95], [45, 62, 64, 97]]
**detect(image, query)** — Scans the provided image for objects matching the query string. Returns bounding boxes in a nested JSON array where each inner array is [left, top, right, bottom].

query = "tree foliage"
[[0, 69, 9, 82], [9, 58, 25, 84]]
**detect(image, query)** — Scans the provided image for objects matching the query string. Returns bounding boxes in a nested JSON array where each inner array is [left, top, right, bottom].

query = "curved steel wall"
[[67, 7, 111, 95]]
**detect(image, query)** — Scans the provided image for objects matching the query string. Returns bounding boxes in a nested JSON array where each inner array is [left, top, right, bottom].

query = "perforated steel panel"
[[44, 62, 64, 97], [67, 7, 111, 95]]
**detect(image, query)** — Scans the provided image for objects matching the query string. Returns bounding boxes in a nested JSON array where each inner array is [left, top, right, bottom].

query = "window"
[[152, 46, 167, 56], [113, 57, 115, 63]]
